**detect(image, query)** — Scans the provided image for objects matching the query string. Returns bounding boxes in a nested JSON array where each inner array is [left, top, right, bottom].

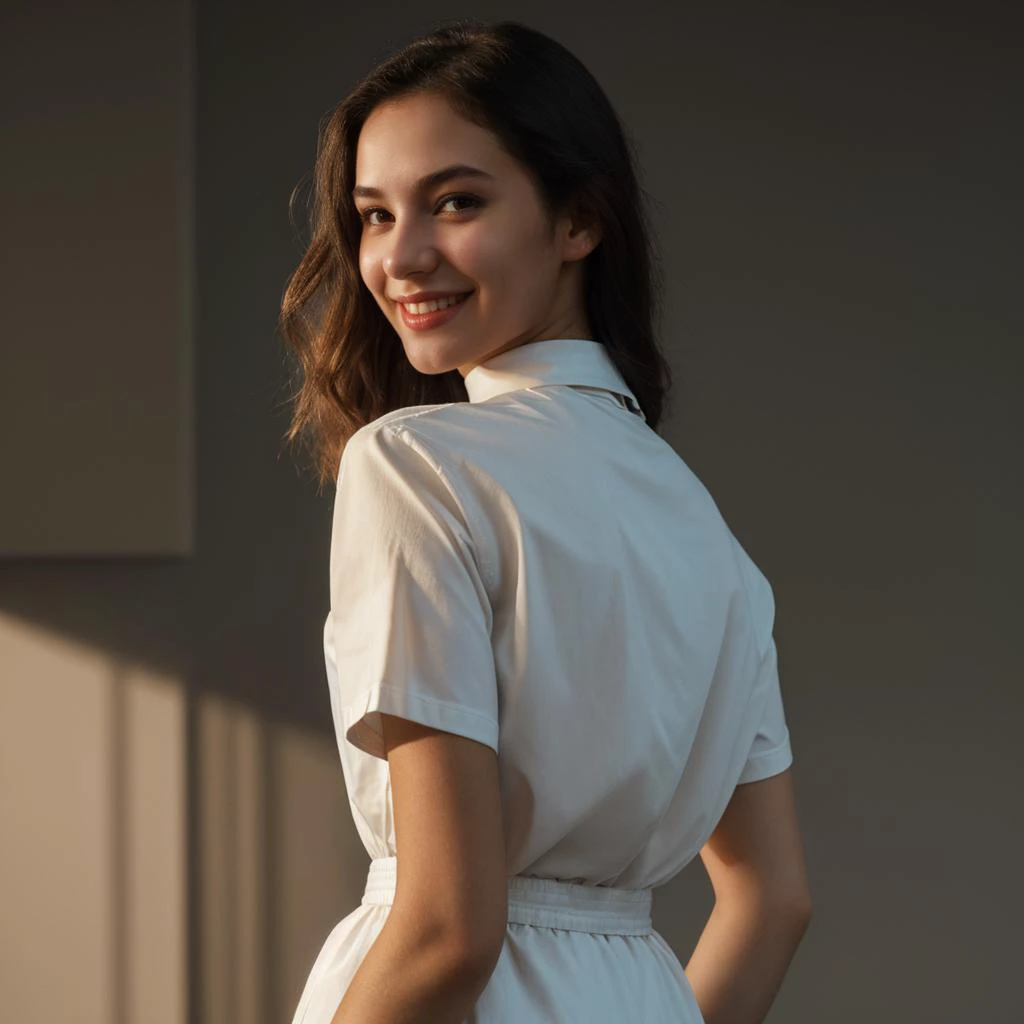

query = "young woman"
[[279, 18, 811, 1024]]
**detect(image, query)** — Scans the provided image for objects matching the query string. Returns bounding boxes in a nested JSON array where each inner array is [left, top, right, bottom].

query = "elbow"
[[443, 920, 506, 983], [753, 887, 812, 929], [443, 937, 503, 995], [785, 891, 813, 931], [465, 927, 507, 980], [714, 885, 813, 929]]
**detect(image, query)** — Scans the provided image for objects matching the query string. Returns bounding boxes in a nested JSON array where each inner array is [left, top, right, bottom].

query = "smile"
[[399, 292, 473, 331]]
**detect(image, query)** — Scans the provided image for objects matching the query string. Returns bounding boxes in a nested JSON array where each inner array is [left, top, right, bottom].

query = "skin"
[[353, 90, 602, 380], [690, 769, 813, 1024]]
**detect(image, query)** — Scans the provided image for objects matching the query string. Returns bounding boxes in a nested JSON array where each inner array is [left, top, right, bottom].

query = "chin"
[[402, 348, 457, 378]]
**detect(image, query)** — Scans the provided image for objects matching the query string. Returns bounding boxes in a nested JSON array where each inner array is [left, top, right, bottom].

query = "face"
[[352, 91, 601, 378]]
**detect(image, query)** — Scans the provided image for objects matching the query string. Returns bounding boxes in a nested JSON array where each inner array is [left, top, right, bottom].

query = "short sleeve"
[[327, 422, 499, 760], [737, 636, 794, 784], [729, 533, 794, 785]]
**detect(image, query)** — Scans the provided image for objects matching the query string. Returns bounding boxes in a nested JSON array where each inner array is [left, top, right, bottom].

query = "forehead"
[[355, 93, 504, 185]]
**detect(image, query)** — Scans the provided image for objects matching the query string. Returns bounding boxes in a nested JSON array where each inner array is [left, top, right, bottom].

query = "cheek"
[[359, 247, 382, 293], [451, 221, 529, 281]]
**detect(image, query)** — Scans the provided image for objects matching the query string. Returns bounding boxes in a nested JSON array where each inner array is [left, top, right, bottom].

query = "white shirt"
[[295, 336, 793, 1022]]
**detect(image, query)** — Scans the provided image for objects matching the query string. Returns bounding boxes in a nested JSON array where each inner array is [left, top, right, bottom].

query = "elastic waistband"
[[362, 856, 653, 936]]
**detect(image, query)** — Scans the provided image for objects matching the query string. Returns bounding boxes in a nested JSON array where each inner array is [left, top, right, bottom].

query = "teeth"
[[405, 293, 467, 314]]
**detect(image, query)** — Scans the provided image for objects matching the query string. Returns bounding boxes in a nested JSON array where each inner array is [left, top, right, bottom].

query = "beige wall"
[[0, 614, 187, 1024], [0, 613, 365, 1024]]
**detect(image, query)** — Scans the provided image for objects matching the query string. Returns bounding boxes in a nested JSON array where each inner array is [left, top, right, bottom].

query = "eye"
[[437, 193, 483, 216], [358, 193, 483, 226]]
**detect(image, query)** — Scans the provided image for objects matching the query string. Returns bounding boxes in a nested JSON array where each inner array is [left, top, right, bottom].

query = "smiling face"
[[352, 91, 601, 378]]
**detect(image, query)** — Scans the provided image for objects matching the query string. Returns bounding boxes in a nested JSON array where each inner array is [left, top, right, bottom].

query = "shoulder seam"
[[372, 402, 461, 431], [384, 423, 497, 596]]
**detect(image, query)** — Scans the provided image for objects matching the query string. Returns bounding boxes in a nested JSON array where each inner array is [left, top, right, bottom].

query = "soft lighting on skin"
[[352, 91, 601, 380]]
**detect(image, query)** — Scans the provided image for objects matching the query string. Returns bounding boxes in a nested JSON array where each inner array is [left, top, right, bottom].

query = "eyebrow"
[[351, 164, 495, 200]]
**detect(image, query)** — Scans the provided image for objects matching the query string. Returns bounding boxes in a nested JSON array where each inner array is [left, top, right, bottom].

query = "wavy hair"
[[278, 18, 672, 491]]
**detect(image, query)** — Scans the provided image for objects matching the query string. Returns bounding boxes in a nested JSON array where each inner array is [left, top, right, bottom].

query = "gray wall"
[[1, 2, 1020, 1023], [0, 0, 193, 557]]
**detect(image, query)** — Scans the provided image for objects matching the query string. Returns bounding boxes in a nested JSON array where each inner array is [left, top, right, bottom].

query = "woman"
[[279, 18, 812, 1024]]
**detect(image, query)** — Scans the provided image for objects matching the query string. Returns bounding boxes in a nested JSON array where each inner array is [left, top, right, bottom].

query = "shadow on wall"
[[0, 612, 368, 1024]]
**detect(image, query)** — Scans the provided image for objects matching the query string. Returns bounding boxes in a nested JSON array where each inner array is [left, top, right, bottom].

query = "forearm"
[[330, 906, 496, 1024], [684, 896, 811, 1024]]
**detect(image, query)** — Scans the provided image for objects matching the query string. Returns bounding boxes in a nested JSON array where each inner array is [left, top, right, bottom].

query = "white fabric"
[[291, 337, 793, 1023]]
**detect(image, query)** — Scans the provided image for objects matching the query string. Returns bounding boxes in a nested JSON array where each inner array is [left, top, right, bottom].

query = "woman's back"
[[291, 337, 797, 1023]]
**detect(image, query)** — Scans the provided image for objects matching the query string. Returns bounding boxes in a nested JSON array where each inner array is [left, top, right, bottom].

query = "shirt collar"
[[462, 338, 645, 421]]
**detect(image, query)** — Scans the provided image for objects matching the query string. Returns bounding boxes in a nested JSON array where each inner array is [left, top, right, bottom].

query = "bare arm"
[[331, 714, 506, 1024], [329, 903, 496, 1024], [686, 768, 813, 1024]]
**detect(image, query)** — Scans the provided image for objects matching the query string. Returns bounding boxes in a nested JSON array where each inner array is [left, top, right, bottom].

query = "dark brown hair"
[[278, 18, 672, 491]]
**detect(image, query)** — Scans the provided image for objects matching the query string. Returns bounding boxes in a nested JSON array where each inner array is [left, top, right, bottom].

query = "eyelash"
[[358, 193, 483, 226]]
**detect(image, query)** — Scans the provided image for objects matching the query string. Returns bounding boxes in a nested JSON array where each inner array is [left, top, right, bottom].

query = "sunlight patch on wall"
[[198, 697, 364, 1023], [198, 693, 268, 1024], [0, 610, 370, 1024], [0, 611, 186, 1024], [272, 720, 367, 1020]]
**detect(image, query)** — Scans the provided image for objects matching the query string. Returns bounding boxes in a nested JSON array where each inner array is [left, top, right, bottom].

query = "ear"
[[559, 199, 603, 262], [565, 223, 602, 262]]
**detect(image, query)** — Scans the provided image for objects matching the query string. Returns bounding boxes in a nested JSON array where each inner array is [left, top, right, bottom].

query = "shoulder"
[[344, 401, 484, 479], [366, 399, 484, 437], [339, 405, 485, 530]]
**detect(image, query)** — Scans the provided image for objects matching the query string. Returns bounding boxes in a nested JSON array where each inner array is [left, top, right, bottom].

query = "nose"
[[381, 217, 440, 279]]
